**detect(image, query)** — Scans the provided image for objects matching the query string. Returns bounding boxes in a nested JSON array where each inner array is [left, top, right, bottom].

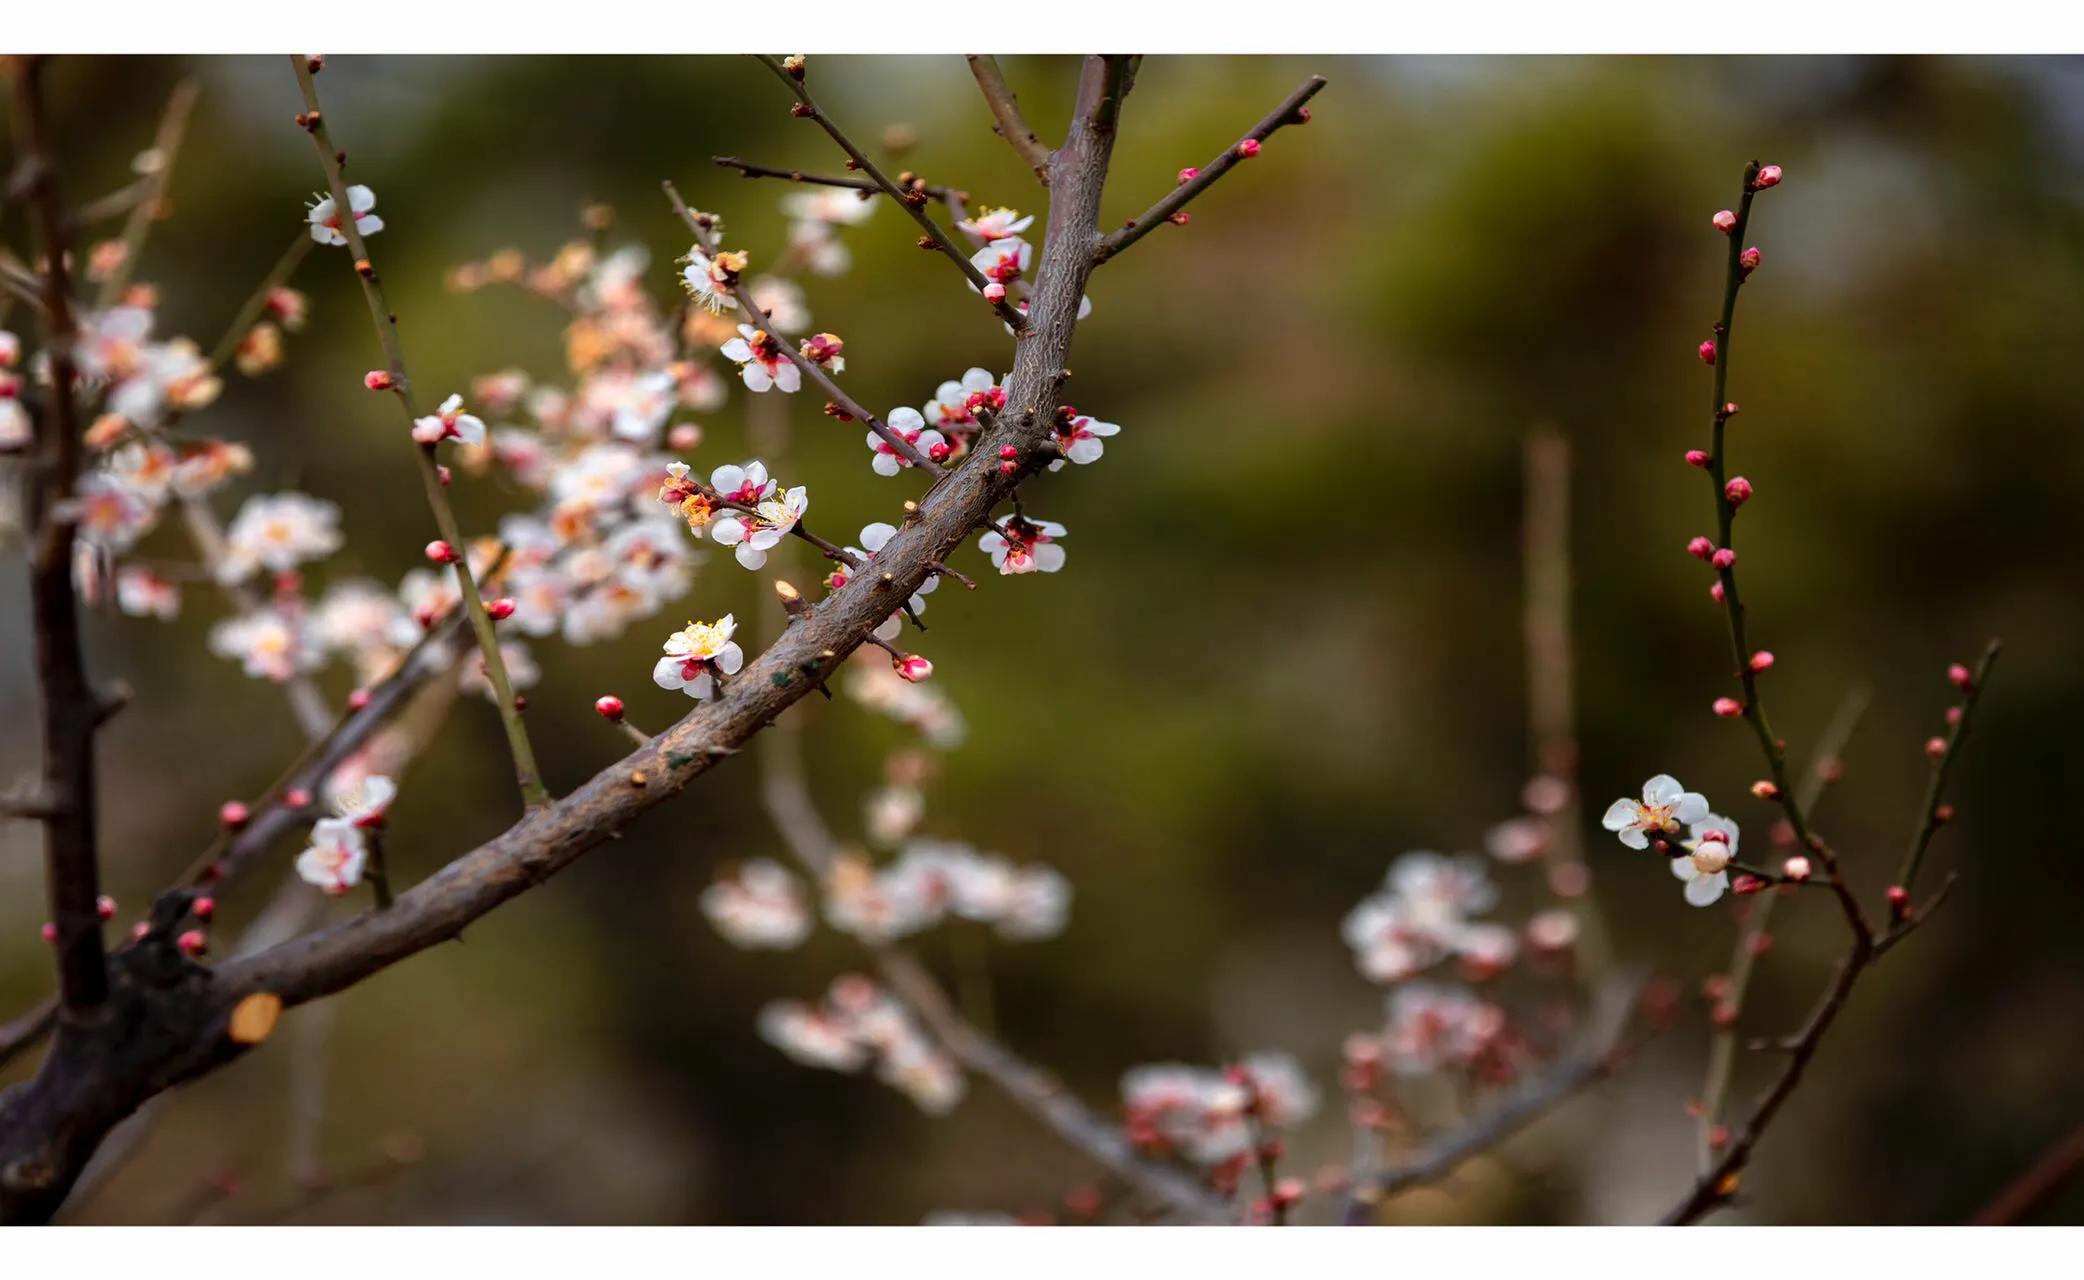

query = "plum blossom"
[[411, 393, 487, 447], [307, 184, 383, 246], [978, 516, 1066, 575], [923, 368, 1001, 433], [1121, 1052, 1317, 1165], [848, 521, 937, 618], [1341, 851, 1504, 983], [63, 471, 159, 551], [1380, 983, 1509, 1077], [1051, 410, 1120, 467], [759, 975, 965, 1114], [296, 817, 368, 895], [970, 237, 1032, 287], [680, 247, 745, 312], [332, 774, 396, 827], [652, 614, 743, 700], [1601, 773, 1710, 850], [1671, 813, 1740, 907], [217, 492, 343, 583], [866, 407, 945, 476], [719, 324, 799, 394], [955, 206, 1034, 242], [711, 484, 806, 570], [114, 566, 180, 620], [702, 859, 812, 950], [209, 608, 322, 683]]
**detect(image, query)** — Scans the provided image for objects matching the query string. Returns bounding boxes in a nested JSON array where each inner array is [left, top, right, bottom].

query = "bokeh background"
[[2, 54, 2081, 1225]]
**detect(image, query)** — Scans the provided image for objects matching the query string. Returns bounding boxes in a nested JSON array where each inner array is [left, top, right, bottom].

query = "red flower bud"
[[1750, 779, 1780, 799], [193, 896, 217, 921], [1687, 536, 1714, 561], [1725, 476, 1753, 506], [218, 800, 252, 831], [895, 654, 934, 683], [40, 922, 58, 944], [1748, 650, 1775, 673], [1710, 580, 1726, 603], [999, 445, 1019, 460], [1711, 548, 1737, 570], [1713, 697, 1744, 718], [1236, 138, 1261, 159], [348, 687, 373, 711], [594, 695, 625, 721], [1698, 339, 1717, 365], [425, 539, 458, 564], [285, 788, 313, 809], [96, 895, 116, 922], [1947, 662, 1974, 691], [1177, 167, 1200, 185], [982, 282, 1007, 303], [177, 929, 208, 957], [1731, 874, 1766, 896], [363, 370, 394, 391], [1712, 209, 1737, 234], [1924, 736, 1948, 760], [1685, 449, 1711, 468], [1739, 246, 1761, 276], [486, 597, 517, 621], [1933, 803, 1955, 825], [1754, 165, 1783, 189]]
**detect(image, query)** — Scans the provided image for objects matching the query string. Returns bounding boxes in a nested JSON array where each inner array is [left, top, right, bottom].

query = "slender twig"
[[711, 155, 957, 203], [1695, 687, 1869, 1175], [751, 54, 1028, 333], [1970, 1118, 2084, 1225], [93, 78, 199, 309], [288, 57, 547, 808], [965, 56, 1053, 183], [11, 55, 111, 1016], [1093, 75, 1325, 265], [663, 179, 944, 476], [1898, 640, 2000, 895]]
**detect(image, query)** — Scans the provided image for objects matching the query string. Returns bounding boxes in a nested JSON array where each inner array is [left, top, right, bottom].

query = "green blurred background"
[[2, 54, 2081, 1224]]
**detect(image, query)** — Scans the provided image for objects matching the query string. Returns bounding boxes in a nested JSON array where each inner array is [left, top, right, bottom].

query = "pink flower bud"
[[1684, 449, 1711, 468], [1711, 548, 1736, 570], [1782, 856, 1812, 882], [437, 464, 453, 487], [219, 800, 251, 831], [1710, 580, 1726, 603], [1887, 884, 1910, 911], [1731, 874, 1766, 896], [130, 921, 150, 941], [928, 441, 952, 463], [1748, 649, 1774, 673], [40, 922, 57, 944], [96, 895, 116, 921], [1687, 536, 1714, 560], [1947, 662, 1973, 691], [1750, 779, 1780, 799], [1236, 138, 1261, 159], [668, 423, 702, 450], [1168, 211, 1190, 226], [999, 460, 1017, 475], [1725, 476, 1753, 506], [1754, 165, 1783, 189], [425, 540, 458, 564], [1945, 705, 1963, 727], [1722, 402, 1741, 419], [486, 597, 517, 621], [1924, 735, 1948, 760], [982, 282, 1007, 303], [594, 695, 625, 721], [1713, 697, 1744, 718], [1177, 167, 1200, 185], [1697, 827, 1730, 845], [895, 654, 934, 683], [193, 896, 216, 921], [348, 688, 373, 711], [178, 929, 208, 957], [1712, 209, 1737, 234], [999, 445, 1019, 460], [363, 370, 394, 391], [1934, 803, 1955, 825], [1698, 339, 1717, 365], [285, 788, 313, 809], [1739, 246, 1761, 275]]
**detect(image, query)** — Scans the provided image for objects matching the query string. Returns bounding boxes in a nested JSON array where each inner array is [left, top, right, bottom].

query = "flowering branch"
[[288, 56, 548, 809], [1898, 640, 2000, 895], [91, 77, 198, 309], [750, 54, 1029, 332], [1092, 75, 1325, 265], [0, 54, 1153, 1223], [965, 55, 1053, 184], [10, 55, 113, 1018]]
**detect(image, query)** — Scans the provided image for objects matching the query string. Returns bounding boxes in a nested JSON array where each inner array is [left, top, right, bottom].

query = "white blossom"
[[307, 184, 383, 246], [1600, 773, 1710, 850]]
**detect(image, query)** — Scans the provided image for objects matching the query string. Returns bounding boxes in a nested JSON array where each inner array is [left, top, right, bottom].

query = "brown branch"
[[1898, 640, 2000, 894], [751, 54, 1029, 333], [965, 55, 1053, 183], [202, 232, 313, 375], [1093, 74, 1325, 265], [711, 155, 957, 204], [1971, 1118, 2084, 1225], [289, 56, 548, 809], [11, 55, 111, 1017], [0, 55, 1138, 1223]]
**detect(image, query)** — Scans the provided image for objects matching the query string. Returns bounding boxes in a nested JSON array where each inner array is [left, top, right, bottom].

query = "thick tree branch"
[[965, 55, 1053, 184], [1093, 74, 1324, 265], [288, 56, 548, 809], [751, 54, 1029, 333], [11, 55, 112, 1017]]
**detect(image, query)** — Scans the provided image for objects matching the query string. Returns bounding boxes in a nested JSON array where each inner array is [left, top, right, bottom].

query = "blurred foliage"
[[2, 54, 2081, 1225]]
